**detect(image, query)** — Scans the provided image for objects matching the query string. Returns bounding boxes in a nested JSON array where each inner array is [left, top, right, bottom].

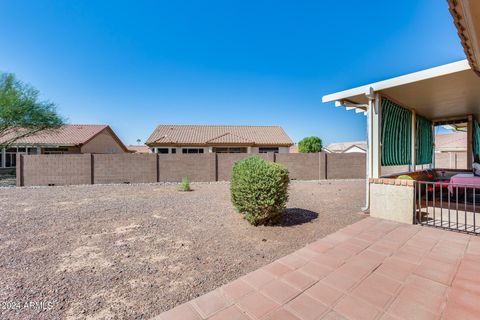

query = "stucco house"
[[145, 125, 293, 154], [324, 141, 367, 154], [0, 124, 128, 169]]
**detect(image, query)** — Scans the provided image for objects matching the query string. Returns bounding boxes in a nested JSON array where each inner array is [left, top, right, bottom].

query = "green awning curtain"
[[473, 120, 480, 163], [415, 115, 433, 165], [381, 98, 412, 166], [381, 97, 433, 166]]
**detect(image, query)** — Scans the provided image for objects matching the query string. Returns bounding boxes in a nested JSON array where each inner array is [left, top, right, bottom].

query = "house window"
[[213, 147, 247, 153], [171, 148, 176, 154], [182, 148, 204, 154], [43, 147, 69, 154], [6, 153, 16, 167], [157, 148, 169, 154], [259, 147, 279, 153], [2, 146, 40, 168], [5, 148, 17, 168]]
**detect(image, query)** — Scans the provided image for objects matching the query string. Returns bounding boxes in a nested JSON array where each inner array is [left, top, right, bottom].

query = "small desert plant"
[[178, 177, 191, 191], [231, 156, 289, 226]]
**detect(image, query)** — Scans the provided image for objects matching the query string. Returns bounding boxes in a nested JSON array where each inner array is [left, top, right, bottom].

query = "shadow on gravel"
[[278, 208, 319, 227]]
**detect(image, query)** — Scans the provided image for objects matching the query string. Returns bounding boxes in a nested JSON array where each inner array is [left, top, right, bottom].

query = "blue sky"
[[0, 1, 466, 145]]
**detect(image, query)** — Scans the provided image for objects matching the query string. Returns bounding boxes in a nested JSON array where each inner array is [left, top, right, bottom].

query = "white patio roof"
[[322, 59, 480, 120]]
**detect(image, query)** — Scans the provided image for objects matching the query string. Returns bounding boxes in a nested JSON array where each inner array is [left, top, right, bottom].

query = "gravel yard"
[[0, 175, 15, 187], [0, 180, 365, 319]]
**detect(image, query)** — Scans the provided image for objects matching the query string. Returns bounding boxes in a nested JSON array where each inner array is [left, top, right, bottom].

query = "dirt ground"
[[0, 180, 365, 319]]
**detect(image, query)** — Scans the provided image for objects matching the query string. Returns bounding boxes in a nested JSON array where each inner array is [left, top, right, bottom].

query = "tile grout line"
[[338, 223, 423, 318], [438, 234, 472, 320]]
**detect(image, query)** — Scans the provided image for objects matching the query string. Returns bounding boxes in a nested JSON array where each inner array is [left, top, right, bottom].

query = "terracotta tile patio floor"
[[152, 217, 480, 320]]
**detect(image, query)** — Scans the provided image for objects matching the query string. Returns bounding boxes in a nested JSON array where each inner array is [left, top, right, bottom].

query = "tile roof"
[[325, 141, 367, 153], [448, 0, 480, 76], [127, 145, 151, 153], [146, 125, 294, 146], [1, 124, 109, 146]]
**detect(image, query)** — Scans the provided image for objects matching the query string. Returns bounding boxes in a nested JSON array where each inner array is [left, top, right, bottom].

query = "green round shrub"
[[396, 175, 413, 180], [231, 156, 289, 226]]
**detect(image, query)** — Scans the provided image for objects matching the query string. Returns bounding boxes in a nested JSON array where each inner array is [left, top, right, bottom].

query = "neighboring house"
[[145, 125, 293, 154], [127, 145, 151, 154], [324, 141, 367, 153], [434, 131, 467, 169], [0, 124, 128, 169]]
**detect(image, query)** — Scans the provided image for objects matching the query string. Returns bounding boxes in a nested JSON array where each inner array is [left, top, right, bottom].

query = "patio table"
[[448, 174, 480, 194]]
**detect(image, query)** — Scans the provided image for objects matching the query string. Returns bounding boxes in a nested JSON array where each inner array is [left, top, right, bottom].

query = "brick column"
[[210, 153, 217, 181], [319, 152, 327, 180], [265, 153, 275, 162], [90, 154, 95, 184], [16, 154, 24, 187], [214, 153, 219, 181], [155, 154, 159, 182]]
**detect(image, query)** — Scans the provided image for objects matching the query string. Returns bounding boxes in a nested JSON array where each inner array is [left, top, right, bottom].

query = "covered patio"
[[320, 0, 480, 234], [322, 59, 480, 234]]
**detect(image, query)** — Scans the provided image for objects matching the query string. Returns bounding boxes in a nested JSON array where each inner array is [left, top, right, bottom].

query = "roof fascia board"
[[343, 145, 366, 153], [10, 143, 77, 147], [147, 143, 294, 147], [449, 0, 480, 75], [322, 60, 470, 103]]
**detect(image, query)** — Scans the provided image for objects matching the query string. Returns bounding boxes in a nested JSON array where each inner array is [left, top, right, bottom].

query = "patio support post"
[[431, 123, 435, 169], [363, 90, 381, 211], [467, 115, 473, 169], [411, 110, 417, 172], [366, 91, 381, 180], [363, 98, 372, 211]]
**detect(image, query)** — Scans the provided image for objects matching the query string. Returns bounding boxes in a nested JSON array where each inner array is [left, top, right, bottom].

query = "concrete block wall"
[[158, 154, 216, 182], [17, 152, 366, 186], [19, 154, 92, 186], [381, 165, 410, 176], [216, 153, 271, 181], [217, 154, 253, 181], [434, 152, 467, 170], [275, 153, 320, 180], [326, 153, 366, 179], [93, 154, 157, 184]]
